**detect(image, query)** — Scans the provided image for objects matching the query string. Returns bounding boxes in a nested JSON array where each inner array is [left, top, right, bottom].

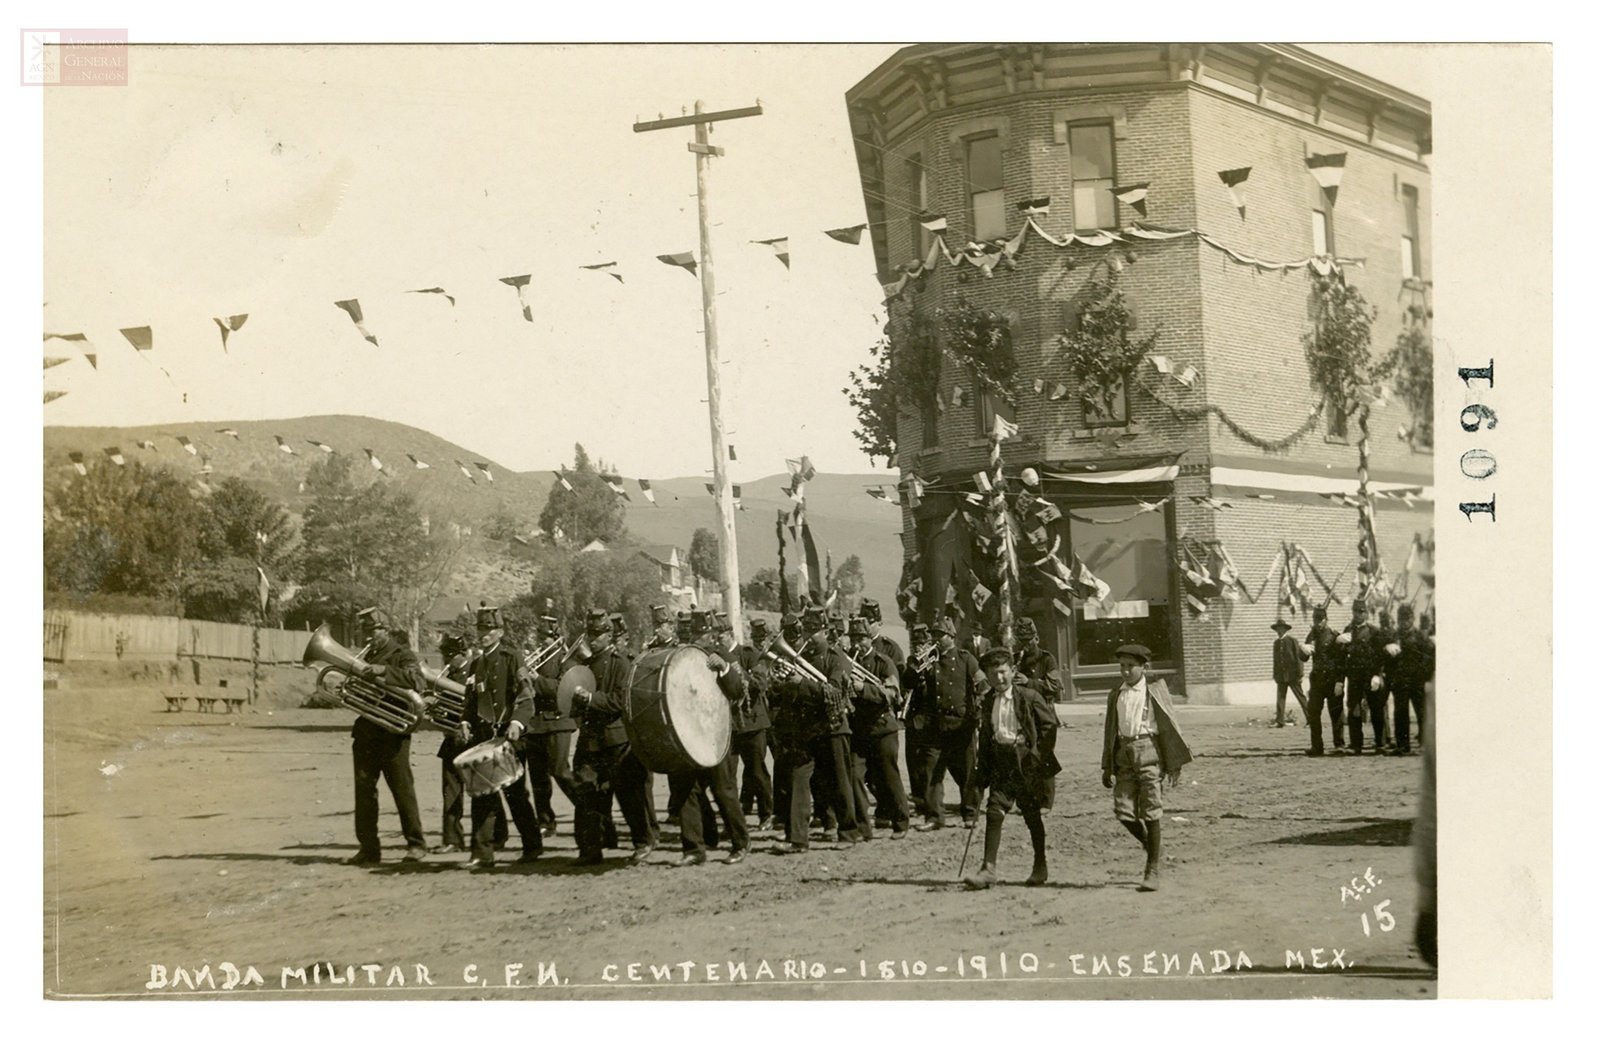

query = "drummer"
[[568, 609, 657, 866], [435, 630, 504, 854], [669, 610, 751, 866], [458, 605, 544, 871], [645, 604, 677, 650]]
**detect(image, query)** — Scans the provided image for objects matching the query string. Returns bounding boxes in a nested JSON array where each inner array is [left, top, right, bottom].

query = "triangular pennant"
[[176, 435, 197, 455], [971, 582, 993, 612], [68, 451, 87, 476], [274, 435, 296, 455], [407, 454, 430, 470], [498, 275, 534, 322], [553, 471, 574, 493], [456, 460, 477, 482], [1148, 354, 1173, 375], [1048, 382, 1069, 401], [657, 252, 699, 276], [733, 484, 744, 510], [1305, 153, 1347, 206], [1111, 182, 1150, 217], [1218, 167, 1251, 218], [333, 299, 380, 347], [407, 286, 456, 305], [364, 448, 384, 472], [728, 444, 738, 462], [103, 446, 125, 466], [212, 314, 248, 351], [753, 237, 790, 269], [580, 262, 625, 284], [44, 356, 70, 371], [137, 439, 156, 452], [1017, 197, 1051, 216], [919, 213, 948, 233], [307, 439, 334, 454], [46, 332, 96, 369], [474, 461, 495, 482], [120, 326, 153, 351], [824, 224, 866, 245], [44, 389, 68, 404], [866, 487, 889, 501], [601, 474, 630, 500], [217, 428, 239, 439], [637, 478, 657, 505]]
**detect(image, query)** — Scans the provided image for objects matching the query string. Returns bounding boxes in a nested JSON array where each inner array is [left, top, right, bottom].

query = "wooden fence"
[[42, 609, 311, 665]]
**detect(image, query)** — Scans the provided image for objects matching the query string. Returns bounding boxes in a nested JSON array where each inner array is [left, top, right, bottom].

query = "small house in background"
[[579, 539, 608, 554], [638, 544, 698, 610]]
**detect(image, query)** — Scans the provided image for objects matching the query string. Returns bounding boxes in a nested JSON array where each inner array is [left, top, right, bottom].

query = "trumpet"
[[523, 635, 571, 674], [770, 634, 853, 729], [911, 643, 937, 674], [302, 625, 425, 735], [421, 661, 469, 728]]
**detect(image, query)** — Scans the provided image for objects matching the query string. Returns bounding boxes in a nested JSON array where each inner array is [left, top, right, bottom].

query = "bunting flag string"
[[752, 237, 790, 269], [333, 300, 380, 347], [176, 435, 198, 455], [580, 262, 624, 284], [103, 446, 125, 466], [68, 451, 88, 475], [407, 454, 429, 469], [364, 448, 384, 472], [46, 332, 97, 369], [212, 314, 249, 351], [44, 356, 70, 371], [498, 275, 534, 322], [307, 440, 334, 454], [407, 286, 456, 305], [1110, 183, 1150, 217], [120, 326, 153, 351], [657, 252, 698, 276], [455, 460, 477, 482]]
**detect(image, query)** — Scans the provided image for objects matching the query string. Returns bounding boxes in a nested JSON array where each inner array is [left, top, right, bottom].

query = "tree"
[[833, 554, 866, 613], [186, 477, 301, 623], [688, 527, 720, 585], [741, 566, 801, 612], [538, 443, 625, 546], [44, 458, 204, 612], [518, 545, 664, 641], [293, 453, 437, 634]]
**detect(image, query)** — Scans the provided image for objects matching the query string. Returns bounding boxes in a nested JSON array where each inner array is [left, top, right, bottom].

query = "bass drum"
[[623, 645, 731, 773]]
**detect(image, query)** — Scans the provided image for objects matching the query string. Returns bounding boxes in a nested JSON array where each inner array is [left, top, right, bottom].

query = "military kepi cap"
[[1114, 643, 1152, 663], [859, 599, 882, 622], [476, 606, 503, 630]]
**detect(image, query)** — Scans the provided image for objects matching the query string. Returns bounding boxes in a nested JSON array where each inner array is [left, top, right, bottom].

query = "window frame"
[[1325, 402, 1350, 444], [1400, 184, 1422, 280], [1068, 120, 1120, 233], [975, 374, 1016, 439], [965, 133, 1007, 242]]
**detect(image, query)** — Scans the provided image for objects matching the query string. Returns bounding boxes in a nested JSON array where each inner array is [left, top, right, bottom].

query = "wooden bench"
[[163, 694, 192, 712], [195, 692, 249, 714]]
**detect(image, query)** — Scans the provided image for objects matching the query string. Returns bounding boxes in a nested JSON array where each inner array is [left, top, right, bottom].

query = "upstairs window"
[[975, 375, 1016, 438], [1401, 184, 1422, 280], [1311, 209, 1331, 256], [967, 134, 1007, 241], [1070, 123, 1117, 231]]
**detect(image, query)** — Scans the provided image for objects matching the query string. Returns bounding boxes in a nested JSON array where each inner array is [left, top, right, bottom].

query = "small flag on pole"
[[1111, 183, 1150, 217], [950, 385, 966, 408], [307, 439, 334, 454], [333, 299, 380, 347], [1048, 382, 1069, 401], [753, 237, 790, 269], [176, 435, 197, 455], [657, 252, 699, 276], [824, 224, 866, 244], [638, 478, 656, 505], [474, 461, 494, 482], [120, 326, 153, 351], [498, 275, 534, 322], [213, 314, 249, 351], [973, 472, 993, 493], [407, 286, 455, 305], [68, 451, 87, 475], [407, 454, 429, 469], [992, 414, 1020, 441], [1148, 355, 1173, 375], [1218, 167, 1251, 218], [1305, 153, 1347, 206], [103, 446, 125, 466], [274, 435, 295, 455], [580, 262, 624, 283]]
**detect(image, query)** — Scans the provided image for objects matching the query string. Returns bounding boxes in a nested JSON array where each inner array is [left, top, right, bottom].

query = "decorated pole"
[[776, 510, 790, 617], [989, 417, 1019, 650], [1355, 402, 1382, 606]]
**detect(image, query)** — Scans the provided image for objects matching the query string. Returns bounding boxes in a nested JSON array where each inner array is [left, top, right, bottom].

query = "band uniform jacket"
[[1338, 621, 1384, 693], [466, 641, 533, 737], [974, 682, 1062, 809], [731, 644, 772, 734], [927, 648, 983, 734], [872, 633, 906, 670], [1306, 624, 1342, 688], [1392, 626, 1434, 691], [574, 646, 633, 751], [1100, 677, 1193, 777], [527, 635, 578, 735], [1273, 634, 1310, 685], [1016, 645, 1063, 701], [355, 638, 425, 740], [851, 645, 903, 737], [800, 641, 856, 736]]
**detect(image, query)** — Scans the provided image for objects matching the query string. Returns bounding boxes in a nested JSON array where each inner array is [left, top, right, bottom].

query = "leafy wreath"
[[937, 296, 1017, 406], [1055, 266, 1160, 422]]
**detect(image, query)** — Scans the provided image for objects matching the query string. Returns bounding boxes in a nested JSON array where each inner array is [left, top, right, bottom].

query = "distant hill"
[[44, 416, 906, 611]]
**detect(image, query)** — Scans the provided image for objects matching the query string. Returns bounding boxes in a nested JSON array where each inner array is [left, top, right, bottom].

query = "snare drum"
[[452, 737, 525, 797], [623, 646, 731, 773]]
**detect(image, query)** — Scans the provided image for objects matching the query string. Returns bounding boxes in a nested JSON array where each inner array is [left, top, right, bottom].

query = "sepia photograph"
[[32, 33, 1553, 1004]]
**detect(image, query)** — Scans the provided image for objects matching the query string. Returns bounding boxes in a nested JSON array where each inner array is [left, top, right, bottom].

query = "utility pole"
[[635, 100, 762, 644]]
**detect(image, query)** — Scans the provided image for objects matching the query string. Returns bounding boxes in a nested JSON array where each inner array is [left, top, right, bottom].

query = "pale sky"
[[42, 43, 1433, 480]]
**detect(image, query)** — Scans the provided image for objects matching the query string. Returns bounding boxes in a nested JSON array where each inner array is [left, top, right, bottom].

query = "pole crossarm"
[[633, 104, 764, 133]]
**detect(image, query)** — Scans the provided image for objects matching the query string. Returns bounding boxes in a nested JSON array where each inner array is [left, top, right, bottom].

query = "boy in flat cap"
[[965, 647, 1060, 889], [1270, 618, 1310, 728], [1101, 644, 1191, 891]]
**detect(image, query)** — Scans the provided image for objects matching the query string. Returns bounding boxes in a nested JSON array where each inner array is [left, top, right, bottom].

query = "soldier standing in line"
[[848, 615, 910, 839], [525, 603, 578, 839], [1304, 605, 1345, 756], [1338, 599, 1387, 755], [914, 616, 983, 831], [732, 618, 776, 831], [459, 606, 543, 871]]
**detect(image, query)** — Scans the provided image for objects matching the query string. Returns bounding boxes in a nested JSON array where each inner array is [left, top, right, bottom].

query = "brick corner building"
[[846, 44, 1433, 705]]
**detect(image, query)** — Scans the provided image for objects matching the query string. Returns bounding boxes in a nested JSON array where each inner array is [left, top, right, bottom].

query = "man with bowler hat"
[[1271, 618, 1311, 728]]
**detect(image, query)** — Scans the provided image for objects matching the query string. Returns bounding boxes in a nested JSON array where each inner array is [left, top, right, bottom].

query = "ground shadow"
[[1198, 749, 1324, 760], [152, 851, 350, 866], [249, 723, 353, 734], [826, 875, 1112, 891], [1268, 819, 1413, 847]]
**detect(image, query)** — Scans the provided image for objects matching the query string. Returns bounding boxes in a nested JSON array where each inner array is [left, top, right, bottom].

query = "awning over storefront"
[[1034, 454, 1181, 485]]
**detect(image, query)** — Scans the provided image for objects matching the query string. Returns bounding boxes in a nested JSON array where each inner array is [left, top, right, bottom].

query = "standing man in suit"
[[732, 618, 776, 831], [457, 606, 544, 871], [1339, 599, 1387, 755], [914, 616, 983, 831], [1101, 644, 1191, 892], [965, 647, 1061, 889], [345, 607, 430, 867], [1014, 618, 1064, 704], [1271, 619, 1311, 728], [1304, 605, 1345, 756]]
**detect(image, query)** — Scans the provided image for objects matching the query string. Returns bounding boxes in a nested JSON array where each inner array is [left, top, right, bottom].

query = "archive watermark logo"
[[21, 28, 128, 86]]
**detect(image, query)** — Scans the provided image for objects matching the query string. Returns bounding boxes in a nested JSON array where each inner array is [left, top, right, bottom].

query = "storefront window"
[[1069, 503, 1172, 666]]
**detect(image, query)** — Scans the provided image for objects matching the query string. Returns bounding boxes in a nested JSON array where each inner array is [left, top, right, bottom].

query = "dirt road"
[[44, 683, 1434, 1000]]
